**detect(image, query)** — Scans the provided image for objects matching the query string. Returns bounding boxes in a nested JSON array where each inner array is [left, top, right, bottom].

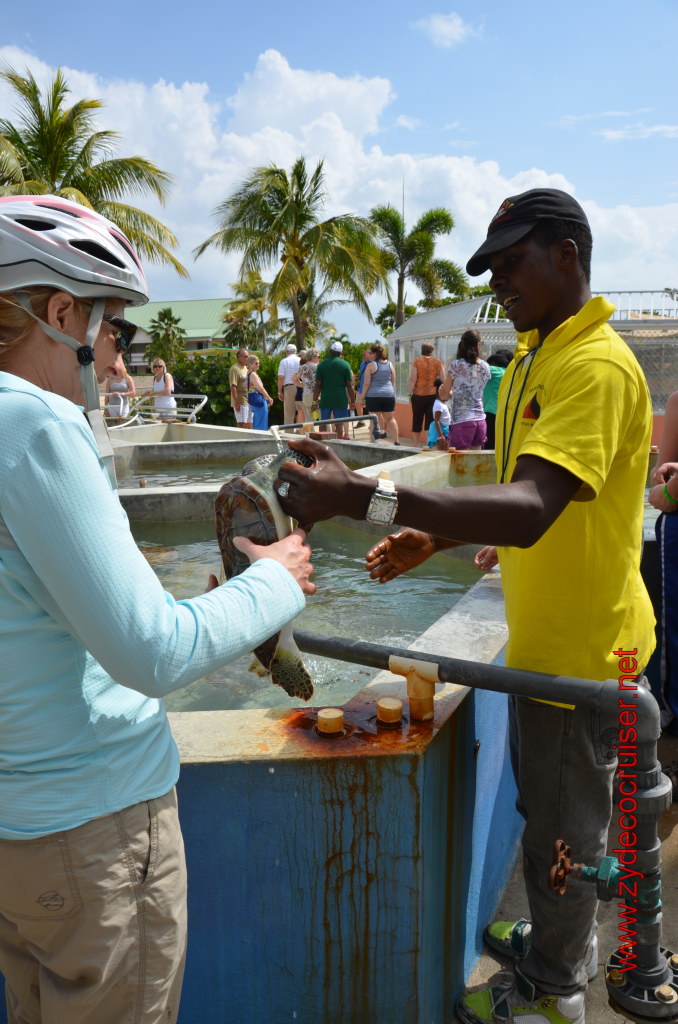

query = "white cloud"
[[226, 50, 392, 138], [0, 45, 676, 334], [556, 110, 651, 129], [599, 123, 678, 141], [412, 11, 477, 48], [394, 115, 421, 131]]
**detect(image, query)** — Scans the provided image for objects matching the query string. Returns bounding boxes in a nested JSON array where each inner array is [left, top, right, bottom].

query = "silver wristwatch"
[[365, 478, 398, 526]]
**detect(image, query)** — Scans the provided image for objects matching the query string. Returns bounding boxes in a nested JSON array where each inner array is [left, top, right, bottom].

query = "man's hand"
[[474, 545, 499, 571], [233, 528, 316, 595], [275, 438, 366, 525], [365, 528, 436, 584]]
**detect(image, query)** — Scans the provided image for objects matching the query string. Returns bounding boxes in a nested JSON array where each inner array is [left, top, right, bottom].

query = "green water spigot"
[[548, 840, 623, 901]]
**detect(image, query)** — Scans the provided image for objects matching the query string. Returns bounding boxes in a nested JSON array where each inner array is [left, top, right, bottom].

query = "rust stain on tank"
[[279, 690, 445, 758], [449, 452, 494, 478]]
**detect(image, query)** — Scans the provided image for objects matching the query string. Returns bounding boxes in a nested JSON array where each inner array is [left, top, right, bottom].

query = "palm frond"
[[0, 64, 182, 275]]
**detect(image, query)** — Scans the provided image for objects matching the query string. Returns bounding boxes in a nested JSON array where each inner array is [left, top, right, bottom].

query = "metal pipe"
[[277, 414, 384, 443], [293, 629, 678, 1019], [294, 630, 606, 707]]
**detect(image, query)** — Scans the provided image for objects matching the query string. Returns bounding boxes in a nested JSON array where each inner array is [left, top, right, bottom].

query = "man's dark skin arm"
[[277, 437, 581, 549]]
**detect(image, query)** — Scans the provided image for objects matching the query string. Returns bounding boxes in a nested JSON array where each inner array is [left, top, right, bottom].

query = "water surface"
[[132, 519, 479, 711]]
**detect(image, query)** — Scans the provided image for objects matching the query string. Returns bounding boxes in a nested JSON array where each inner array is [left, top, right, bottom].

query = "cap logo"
[[490, 198, 515, 227]]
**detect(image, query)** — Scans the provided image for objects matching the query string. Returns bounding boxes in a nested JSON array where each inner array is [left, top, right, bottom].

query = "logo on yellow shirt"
[[522, 393, 541, 421]]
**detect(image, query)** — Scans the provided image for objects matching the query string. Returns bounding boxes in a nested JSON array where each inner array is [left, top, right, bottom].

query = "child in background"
[[427, 378, 452, 450]]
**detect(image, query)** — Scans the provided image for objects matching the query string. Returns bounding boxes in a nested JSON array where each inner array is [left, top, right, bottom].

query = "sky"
[[1, 0, 677, 341]]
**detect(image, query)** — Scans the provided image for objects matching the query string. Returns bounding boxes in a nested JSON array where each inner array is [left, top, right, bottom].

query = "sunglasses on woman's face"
[[103, 314, 137, 354]]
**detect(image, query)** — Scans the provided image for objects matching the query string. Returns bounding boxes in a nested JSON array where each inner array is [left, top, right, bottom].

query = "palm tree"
[[194, 157, 389, 348], [369, 205, 468, 328], [146, 308, 187, 366], [0, 65, 188, 277], [276, 275, 349, 350], [223, 271, 278, 354]]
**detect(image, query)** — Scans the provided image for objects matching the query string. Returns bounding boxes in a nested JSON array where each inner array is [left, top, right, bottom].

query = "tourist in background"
[[426, 377, 452, 450], [295, 346, 320, 425], [441, 329, 490, 450], [294, 350, 307, 424], [360, 342, 400, 446], [409, 342, 444, 447], [314, 340, 355, 440], [229, 347, 251, 428], [105, 364, 136, 419], [483, 348, 513, 449], [649, 388, 678, 736], [355, 348, 373, 420], [151, 358, 178, 421], [0, 194, 315, 1024], [246, 354, 273, 431], [277, 343, 301, 427]]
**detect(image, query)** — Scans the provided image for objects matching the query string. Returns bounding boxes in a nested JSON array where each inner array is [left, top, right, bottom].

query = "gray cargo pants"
[[509, 694, 617, 995]]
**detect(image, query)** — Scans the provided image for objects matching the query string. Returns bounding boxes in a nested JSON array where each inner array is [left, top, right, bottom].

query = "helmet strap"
[[14, 292, 117, 488]]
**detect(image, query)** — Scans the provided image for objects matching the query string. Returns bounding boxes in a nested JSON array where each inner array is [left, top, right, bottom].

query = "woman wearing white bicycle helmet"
[[0, 196, 315, 1024]]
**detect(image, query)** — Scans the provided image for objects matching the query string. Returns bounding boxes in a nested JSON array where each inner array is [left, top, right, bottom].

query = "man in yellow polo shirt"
[[275, 188, 655, 1024]]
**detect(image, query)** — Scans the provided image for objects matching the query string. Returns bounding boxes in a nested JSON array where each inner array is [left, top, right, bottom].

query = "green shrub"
[[170, 351, 286, 426]]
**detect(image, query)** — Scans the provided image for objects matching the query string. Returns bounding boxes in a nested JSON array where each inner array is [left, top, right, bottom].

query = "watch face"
[[367, 495, 397, 525]]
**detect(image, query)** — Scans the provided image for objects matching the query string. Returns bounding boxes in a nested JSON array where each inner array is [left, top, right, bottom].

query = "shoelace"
[[489, 972, 519, 1015]]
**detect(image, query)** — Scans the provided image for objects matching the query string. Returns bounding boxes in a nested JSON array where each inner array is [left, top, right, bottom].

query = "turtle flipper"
[[269, 648, 314, 701]]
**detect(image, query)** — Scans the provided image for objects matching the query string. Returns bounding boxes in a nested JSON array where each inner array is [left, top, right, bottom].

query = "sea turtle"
[[215, 448, 315, 701]]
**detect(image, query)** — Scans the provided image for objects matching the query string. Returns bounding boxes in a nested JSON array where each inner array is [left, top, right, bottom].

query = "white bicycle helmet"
[[0, 195, 148, 305], [0, 196, 150, 483]]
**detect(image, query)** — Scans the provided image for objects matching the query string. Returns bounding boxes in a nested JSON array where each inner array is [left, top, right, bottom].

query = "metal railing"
[[103, 393, 208, 425], [276, 414, 385, 443], [470, 291, 678, 325]]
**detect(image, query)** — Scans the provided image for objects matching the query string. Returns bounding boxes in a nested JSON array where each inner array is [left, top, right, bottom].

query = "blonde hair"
[[0, 287, 89, 369]]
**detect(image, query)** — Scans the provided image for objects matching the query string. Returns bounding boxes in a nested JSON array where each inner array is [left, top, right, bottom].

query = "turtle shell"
[[215, 477, 281, 580], [214, 449, 315, 701]]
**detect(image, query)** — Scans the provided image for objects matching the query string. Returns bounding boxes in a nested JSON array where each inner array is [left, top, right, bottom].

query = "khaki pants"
[[0, 789, 187, 1024], [283, 383, 297, 426], [301, 388, 315, 423]]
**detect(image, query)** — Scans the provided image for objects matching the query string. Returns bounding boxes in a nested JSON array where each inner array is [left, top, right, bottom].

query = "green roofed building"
[[124, 298, 237, 371]]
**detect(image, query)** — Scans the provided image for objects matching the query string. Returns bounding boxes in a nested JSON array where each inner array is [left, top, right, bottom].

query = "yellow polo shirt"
[[496, 296, 655, 683]]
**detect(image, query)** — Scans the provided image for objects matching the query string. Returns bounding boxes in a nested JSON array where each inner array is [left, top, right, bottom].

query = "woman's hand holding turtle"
[[233, 529, 316, 595], [365, 528, 437, 583]]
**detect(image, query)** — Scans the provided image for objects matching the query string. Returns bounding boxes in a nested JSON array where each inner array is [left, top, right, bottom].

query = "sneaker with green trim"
[[457, 969, 585, 1024], [484, 920, 598, 980]]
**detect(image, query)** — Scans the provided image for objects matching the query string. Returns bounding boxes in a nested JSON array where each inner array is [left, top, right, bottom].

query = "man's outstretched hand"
[[365, 528, 436, 584]]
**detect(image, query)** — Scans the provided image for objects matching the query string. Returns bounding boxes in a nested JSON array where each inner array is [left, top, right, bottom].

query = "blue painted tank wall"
[[174, 689, 519, 1024], [0, 688, 519, 1024]]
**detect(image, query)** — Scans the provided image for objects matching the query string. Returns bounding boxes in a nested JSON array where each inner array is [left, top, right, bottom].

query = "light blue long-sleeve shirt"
[[0, 372, 306, 839]]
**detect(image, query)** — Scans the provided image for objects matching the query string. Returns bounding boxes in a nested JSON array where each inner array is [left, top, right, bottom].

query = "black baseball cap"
[[466, 188, 590, 277]]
